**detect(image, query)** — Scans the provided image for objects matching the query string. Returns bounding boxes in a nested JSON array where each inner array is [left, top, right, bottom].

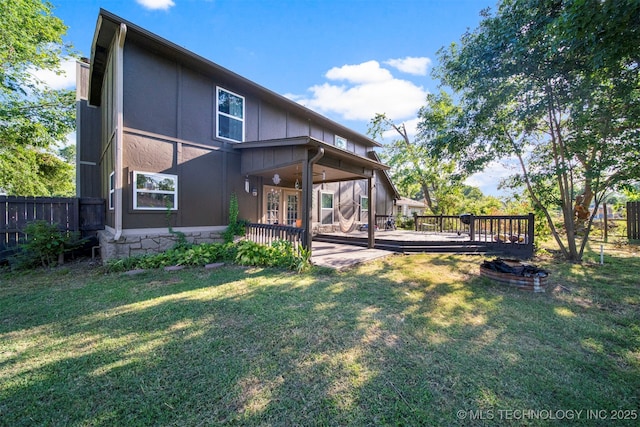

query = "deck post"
[[368, 176, 374, 248], [469, 214, 475, 242], [301, 158, 312, 252]]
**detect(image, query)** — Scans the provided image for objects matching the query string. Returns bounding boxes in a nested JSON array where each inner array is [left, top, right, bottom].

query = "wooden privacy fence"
[[244, 223, 305, 255], [629, 202, 640, 240], [0, 196, 105, 258]]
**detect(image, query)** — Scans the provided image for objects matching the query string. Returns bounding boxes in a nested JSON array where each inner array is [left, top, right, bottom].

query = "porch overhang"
[[234, 136, 389, 183]]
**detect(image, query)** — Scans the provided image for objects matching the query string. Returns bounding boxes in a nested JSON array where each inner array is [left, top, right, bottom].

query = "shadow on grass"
[[1, 253, 639, 425]]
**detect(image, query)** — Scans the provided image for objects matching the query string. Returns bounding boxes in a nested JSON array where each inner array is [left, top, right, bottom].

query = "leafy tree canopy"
[[0, 0, 76, 196], [434, 0, 640, 262], [369, 92, 466, 215]]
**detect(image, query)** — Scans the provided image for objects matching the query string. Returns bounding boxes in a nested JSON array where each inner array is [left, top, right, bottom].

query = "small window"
[[360, 195, 369, 219], [217, 87, 245, 142], [133, 171, 178, 210], [335, 135, 347, 150], [109, 172, 115, 210], [320, 191, 334, 225]]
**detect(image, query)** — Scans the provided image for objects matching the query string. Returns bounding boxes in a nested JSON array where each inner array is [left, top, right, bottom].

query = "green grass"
[[1, 244, 639, 426]]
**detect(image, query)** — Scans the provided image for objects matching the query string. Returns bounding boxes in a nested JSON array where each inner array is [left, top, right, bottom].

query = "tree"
[[368, 92, 465, 215], [434, 0, 640, 262], [0, 0, 76, 196]]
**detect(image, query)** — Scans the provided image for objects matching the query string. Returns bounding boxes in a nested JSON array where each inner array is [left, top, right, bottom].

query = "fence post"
[[628, 201, 639, 240], [603, 202, 608, 242]]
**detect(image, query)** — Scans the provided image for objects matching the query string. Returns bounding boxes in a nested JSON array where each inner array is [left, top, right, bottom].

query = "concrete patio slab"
[[311, 241, 394, 270]]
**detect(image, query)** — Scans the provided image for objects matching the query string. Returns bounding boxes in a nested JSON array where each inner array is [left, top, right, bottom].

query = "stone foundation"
[[98, 228, 225, 262]]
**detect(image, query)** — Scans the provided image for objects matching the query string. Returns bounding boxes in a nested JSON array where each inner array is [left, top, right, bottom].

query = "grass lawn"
[[1, 243, 639, 426]]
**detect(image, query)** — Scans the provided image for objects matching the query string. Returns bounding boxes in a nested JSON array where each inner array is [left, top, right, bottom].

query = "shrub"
[[104, 239, 310, 273], [223, 194, 248, 243], [12, 221, 83, 269]]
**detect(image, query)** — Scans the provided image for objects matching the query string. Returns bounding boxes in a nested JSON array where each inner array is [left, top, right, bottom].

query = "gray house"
[[76, 9, 399, 260]]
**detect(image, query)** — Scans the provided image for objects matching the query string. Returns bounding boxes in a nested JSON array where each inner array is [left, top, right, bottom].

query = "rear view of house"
[[76, 9, 398, 260]]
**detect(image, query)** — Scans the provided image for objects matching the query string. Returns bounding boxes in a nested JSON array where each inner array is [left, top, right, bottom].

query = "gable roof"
[[89, 9, 381, 148], [367, 151, 401, 200]]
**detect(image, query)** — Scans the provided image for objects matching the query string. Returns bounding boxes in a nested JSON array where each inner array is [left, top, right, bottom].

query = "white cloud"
[[289, 60, 428, 122], [325, 61, 393, 84], [136, 0, 175, 11], [385, 57, 431, 76], [31, 58, 76, 90]]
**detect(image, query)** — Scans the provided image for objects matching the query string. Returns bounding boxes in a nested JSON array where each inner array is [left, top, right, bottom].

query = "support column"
[[302, 157, 312, 251], [368, 176, 375, 249], [302, 148, 325, 253]]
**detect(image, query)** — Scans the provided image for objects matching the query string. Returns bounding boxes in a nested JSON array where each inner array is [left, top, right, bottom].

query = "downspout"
[[309, 147, 325, 169], [302, 147, 324, 251], [113, 23, 127, 241]]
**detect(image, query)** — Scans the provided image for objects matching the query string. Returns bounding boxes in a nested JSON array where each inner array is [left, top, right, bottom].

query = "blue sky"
[[46, 0, 508, 196]]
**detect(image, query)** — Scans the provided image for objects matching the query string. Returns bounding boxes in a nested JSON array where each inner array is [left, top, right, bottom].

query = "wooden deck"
[[314, 228, 534, 259]]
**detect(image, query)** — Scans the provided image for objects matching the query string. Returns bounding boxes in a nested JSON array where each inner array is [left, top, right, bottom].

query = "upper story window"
[[133, 171, 178, 210], [217, 87, 244, 142], [335, 135, 347, 150]]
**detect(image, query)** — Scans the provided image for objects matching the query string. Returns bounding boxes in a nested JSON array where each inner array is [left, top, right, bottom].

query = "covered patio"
[[235, 136, 397, 254]]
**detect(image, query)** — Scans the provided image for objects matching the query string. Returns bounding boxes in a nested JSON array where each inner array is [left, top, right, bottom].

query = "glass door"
[[285, 192, 299, 226], [266, 189, 281, 224], [262, 187, 301, 226]]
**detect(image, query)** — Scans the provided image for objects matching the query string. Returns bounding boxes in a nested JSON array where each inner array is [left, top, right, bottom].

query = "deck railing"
[[244, 223, 305, 255], [375, 214, 395, 230], [415, 213, 535, 246]]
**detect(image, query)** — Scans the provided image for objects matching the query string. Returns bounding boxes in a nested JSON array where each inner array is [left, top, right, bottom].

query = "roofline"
[[368, 151, 401, 199], [90, 9, 381, 148]]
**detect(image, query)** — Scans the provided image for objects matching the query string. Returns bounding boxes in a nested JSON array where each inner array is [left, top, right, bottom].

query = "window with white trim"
[[109, 171, 115, 210], [216, 87, 244, 142], [335, 135, 347, 149], [360, 195, 369, 219], [133, 171, 178, 210], [320, 191, 334, 225]]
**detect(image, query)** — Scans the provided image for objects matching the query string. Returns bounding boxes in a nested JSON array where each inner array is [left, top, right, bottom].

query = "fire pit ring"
[[480, 258, 549, 292]]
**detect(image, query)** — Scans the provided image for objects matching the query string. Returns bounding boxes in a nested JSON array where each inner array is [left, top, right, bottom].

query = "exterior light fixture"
[[295, 178, 300, 190], [272, 173, 281, 185], [251, 187, 258, 197], [244, 176, 250, 193]]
